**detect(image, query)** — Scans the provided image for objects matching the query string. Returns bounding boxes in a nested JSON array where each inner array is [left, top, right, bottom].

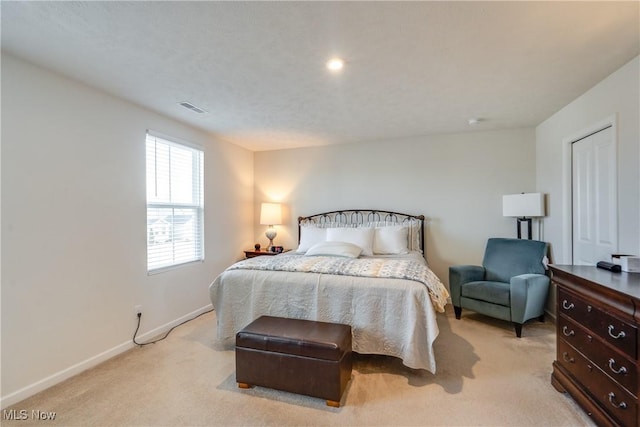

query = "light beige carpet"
[[3, 307, 593, 426]]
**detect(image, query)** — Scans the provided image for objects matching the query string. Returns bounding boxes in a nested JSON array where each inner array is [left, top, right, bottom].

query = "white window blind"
[[146, 132, 204, 272]]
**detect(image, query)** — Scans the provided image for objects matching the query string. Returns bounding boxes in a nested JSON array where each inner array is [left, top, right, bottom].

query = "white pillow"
[[373, 226, 409, 255], [361, 219, 422, 253], [305, 241, 362, 258], [297, 226, 327, 253], [326, 227, 374, 256]]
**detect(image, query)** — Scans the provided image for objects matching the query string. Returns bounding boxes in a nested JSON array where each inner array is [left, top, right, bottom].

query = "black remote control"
[[596, 261, 621, 272]]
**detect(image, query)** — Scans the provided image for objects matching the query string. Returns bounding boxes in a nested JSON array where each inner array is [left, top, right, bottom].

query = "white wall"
[[0, 54, 254, 406], [536, 56, 640, 264], [254, 128, 537, 286]]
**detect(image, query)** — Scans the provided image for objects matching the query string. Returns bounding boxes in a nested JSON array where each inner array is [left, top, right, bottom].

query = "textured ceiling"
[[2, 1, 638, 151]]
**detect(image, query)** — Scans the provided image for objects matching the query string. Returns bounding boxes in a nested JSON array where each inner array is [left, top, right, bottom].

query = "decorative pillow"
[[297, 225, 327, 253], [305, 241, 362, 258], [361, 219, 422, 253], [373, 226, 409, 255], [326, 227, 374, 256]]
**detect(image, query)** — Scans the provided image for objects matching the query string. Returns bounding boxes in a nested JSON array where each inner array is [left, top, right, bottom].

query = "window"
[[146, 131, 204, 272]]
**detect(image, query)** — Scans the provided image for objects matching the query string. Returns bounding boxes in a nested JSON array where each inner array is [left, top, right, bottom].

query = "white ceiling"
[[2, 1, 638, 151]]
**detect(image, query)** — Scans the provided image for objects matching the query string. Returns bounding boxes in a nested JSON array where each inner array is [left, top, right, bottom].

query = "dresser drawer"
[[558, 315, 637, 394], [559, 288, 637, 358], [558, 339, 638, 427]]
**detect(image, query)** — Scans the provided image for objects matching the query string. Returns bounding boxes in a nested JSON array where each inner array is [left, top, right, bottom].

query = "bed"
[[209, 209, 449, 373]]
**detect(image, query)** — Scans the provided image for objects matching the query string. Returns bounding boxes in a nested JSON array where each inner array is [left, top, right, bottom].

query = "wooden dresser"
[[551, 265, 640, 427]]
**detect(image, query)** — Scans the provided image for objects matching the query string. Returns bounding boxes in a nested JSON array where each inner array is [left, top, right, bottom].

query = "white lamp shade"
[[502, 193, 545, 218], [260, 203, 282, 225]]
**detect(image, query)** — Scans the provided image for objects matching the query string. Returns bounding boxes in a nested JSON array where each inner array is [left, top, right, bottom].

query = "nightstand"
[[244, 250, 288, 259]]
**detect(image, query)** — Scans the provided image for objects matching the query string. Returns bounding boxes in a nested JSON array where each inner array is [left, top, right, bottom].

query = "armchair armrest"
[[509, 274, 550, 323], [449, 265, 485, 306]]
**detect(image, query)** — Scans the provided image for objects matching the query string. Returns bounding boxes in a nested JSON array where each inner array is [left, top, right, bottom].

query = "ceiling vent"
[[179, 101, 207, 114]]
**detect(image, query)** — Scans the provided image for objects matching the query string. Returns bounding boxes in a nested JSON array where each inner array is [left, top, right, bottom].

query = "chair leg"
[[513, 323, 522, 338], [454, 306, 462, 319]]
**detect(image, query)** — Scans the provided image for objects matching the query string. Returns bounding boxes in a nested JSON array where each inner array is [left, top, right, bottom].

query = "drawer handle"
[[562, 300, 575, 310], [608, 325, 626, 340], [608, 392, 627, 410], [562, 326, 575, 337], [608, 358, 627, 375], [562, 352, 575, 363]]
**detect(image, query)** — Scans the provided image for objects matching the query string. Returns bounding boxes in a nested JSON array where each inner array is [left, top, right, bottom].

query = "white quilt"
[[209, 253, 448, 373]]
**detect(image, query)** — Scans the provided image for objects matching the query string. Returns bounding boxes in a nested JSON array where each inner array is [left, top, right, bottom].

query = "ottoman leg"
[[238, 382, 252, 389], [326, 400, 340, 408]]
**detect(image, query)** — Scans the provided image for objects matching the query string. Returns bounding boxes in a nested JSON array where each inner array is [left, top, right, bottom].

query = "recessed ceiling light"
[[326, 57, 345, 72], [467, 118, 481, 125]]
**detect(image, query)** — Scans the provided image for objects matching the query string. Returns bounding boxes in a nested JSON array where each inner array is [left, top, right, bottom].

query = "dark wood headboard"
[[298, 209, 425, 254]]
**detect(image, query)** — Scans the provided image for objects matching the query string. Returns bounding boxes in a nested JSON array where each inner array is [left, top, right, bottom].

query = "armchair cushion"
[[461, 281, 510, 306]]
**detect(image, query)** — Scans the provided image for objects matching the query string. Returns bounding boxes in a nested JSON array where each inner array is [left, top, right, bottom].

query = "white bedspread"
[[209, 253, 448, 373]]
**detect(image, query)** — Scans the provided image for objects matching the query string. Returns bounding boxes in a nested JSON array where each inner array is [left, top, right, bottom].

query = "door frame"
[[561, 114, 618, 264]]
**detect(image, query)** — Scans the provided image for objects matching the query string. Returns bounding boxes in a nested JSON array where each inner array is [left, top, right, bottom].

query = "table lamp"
[[502, 193, 545, 239], [260, 202, 282, 250]]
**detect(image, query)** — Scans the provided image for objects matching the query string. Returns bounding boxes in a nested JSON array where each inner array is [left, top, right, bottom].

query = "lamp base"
[[265, 227, 277, 251], [516, 217, 532, 240]]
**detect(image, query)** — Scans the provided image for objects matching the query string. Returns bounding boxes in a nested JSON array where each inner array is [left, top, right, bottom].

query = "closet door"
[[572, 126, 617, 265]]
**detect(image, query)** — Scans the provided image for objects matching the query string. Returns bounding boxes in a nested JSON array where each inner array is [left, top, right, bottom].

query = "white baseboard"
[[0, 304, 213, 409]]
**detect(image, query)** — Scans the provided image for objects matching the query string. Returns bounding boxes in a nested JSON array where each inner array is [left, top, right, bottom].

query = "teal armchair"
[[449, 238, 549, 337]]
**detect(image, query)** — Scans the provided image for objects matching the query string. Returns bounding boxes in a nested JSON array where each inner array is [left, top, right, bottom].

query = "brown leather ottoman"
[[235, 316, 352, 407]]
